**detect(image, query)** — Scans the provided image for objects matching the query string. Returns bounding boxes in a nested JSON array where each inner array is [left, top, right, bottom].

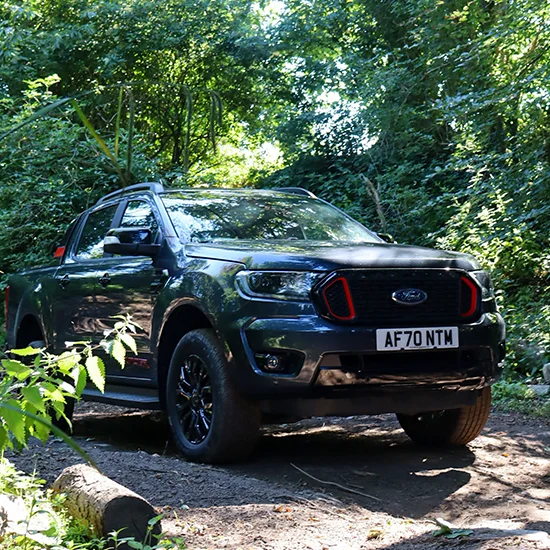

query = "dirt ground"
[[7, 403, 550, 550]]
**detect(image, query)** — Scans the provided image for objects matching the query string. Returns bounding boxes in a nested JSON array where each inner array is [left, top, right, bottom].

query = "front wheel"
[[165, 329, 261, 463], [396, 387, 492, 447]]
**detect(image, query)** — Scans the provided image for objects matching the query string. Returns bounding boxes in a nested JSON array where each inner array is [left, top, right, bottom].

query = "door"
[[94, 199, 164, 383], [51, 203, 119, 352]]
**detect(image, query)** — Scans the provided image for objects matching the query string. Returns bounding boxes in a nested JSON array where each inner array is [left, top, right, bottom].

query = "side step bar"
[[82, 385, 162, 410]]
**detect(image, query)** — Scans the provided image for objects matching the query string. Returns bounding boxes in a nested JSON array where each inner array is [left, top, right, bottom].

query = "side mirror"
[[377, 233, 396, 244], [103, 227, 161, 257]]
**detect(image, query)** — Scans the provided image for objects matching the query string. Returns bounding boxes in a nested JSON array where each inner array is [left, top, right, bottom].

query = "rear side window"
[[75, 205, 118, 260]]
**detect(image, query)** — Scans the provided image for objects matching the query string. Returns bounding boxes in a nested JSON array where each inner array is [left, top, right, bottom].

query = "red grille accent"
[[315, 269, 481, 326], [322, 277, 356, 321], [460, 276, 478, 317]]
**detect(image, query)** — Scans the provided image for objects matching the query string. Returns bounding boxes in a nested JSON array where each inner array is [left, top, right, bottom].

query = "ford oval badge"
[[392, 288, 428, 306]]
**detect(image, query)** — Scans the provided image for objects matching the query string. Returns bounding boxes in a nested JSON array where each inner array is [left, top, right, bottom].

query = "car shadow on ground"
[[72, 406, 476, 518]]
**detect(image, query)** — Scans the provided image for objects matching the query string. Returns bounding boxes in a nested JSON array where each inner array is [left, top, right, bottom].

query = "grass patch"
[[492, 380, 550, 417]]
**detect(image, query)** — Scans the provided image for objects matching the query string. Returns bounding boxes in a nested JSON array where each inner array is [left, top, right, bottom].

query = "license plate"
[[376, 327, 459, 351]]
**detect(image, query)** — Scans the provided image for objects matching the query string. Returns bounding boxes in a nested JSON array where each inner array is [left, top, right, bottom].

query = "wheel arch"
[[15, 314, 45, 348], [156, 302, 214, 407]]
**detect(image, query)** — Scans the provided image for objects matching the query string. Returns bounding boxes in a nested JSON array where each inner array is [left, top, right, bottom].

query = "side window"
[[120, 200, 160, 240], [74, 205, 118, 260]]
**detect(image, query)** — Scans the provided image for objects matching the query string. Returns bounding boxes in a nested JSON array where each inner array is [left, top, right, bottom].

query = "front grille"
[[315, 269, 480, 327]]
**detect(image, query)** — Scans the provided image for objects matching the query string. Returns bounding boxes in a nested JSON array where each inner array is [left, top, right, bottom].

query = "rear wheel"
[[396, 387, 492, 446], [165, 329, 261, 463]]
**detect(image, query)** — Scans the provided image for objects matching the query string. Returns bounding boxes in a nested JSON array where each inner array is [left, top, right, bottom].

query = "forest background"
[[1, 0, 549, 383]]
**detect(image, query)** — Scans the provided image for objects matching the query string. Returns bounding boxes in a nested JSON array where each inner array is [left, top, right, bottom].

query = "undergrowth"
[[0, 457, 185, 549], [492, 380, 550, 417]]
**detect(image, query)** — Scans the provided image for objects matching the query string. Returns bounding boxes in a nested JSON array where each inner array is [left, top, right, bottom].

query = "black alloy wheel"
[[176, 354, 213, 444], [166, 329, 261, 463]]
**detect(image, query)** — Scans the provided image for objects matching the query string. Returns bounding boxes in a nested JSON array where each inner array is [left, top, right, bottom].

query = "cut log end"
[[52, 464, 161, 543]]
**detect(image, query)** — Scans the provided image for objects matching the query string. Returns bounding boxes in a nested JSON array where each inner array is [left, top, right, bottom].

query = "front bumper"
[[226, 311, 505, 400]]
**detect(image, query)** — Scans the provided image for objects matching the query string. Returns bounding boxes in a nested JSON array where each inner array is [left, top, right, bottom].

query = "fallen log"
[[52, 463, 161, 543]]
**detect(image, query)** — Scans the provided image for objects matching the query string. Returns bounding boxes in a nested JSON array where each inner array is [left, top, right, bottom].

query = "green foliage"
[[0, 315, 137, 453], [0, 458, 83, 549], [0, 315, 182, 549], [2, 0, 550, 382], [0, 459, 185, 549], [262, 0, 550, 380], [493, 380, 550, 417]]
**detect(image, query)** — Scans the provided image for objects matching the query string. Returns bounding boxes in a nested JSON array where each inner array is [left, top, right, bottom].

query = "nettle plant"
[[0, 315, 137, 456]]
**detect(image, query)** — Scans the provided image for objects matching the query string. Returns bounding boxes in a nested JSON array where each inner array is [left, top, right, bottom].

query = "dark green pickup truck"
[[6, 183, 506, 463]]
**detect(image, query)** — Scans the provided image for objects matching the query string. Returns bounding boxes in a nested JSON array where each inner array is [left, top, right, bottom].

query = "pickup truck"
[[5, 183, 506, 463]]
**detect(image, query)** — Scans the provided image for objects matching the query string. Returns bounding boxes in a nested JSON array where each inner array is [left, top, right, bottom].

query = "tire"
[[165, 329, 261, 464], [27, 341, 75, 433], [396, 387, 492, 447]]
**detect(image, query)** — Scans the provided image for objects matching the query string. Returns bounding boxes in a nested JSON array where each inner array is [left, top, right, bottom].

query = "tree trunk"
[[52, 464, 161, 543]]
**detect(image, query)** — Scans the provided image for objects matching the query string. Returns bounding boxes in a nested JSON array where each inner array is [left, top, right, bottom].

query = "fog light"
[[266, 354, 281, 370], [254, 351, 305, 375], [255, 353, 283, 372]]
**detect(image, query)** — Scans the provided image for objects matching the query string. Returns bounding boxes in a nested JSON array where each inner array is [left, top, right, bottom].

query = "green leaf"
[[33, 415, 51, 443], [10, 346, 41, 357], [0, 96, 73, 140], [446, 529, 474, 539], [2, 360, 31, 381], [86, 356, 105, 393], [0, 399, 27, 444], [433, 518, 453, 535], [41, 525, 58, 538], [120, 333, 137, 354], [432, 518, 473, 539], [21, 386, 46, 413], [111, 340, 126, 368], [0, 402, 97, 467], [58, 351, 81, 372], [71, 99, 126, 183], [72, 365, 87, 396], [148, 514, 163, 527], [49, 388, 66, 403], [0, 424, 8, 450]]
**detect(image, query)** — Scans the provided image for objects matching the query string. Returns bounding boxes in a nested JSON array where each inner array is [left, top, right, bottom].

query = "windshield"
[[162, 192, 380, 244]]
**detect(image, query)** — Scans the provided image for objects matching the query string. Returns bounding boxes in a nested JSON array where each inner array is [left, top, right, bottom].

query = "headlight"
[[470, 270, 495, 300], [235, 271, 325, 301]]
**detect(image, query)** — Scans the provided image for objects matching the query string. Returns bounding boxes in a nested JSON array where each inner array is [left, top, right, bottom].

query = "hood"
[[184, 240, 480, 271]]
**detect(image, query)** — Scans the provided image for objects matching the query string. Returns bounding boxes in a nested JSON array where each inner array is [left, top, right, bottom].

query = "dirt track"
[[8, 404, 550, 549]]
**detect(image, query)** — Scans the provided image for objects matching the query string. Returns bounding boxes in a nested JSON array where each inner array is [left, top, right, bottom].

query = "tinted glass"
[[120, 200, 159, 239], [162, 193, 379, 243], [120, 200, 158, 230], [75, 205, 118, 260]]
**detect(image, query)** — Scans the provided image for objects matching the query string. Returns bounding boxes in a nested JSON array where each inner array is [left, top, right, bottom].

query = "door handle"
[[98, 273, 111, 287], [58, 274, 70, 289]]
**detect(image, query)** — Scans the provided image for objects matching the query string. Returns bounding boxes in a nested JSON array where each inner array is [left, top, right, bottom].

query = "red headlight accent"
[[4, 285, 9, 331], [53, 246, 66, 259], [322, 276, 356, 321], [460, 276, 478, 317]]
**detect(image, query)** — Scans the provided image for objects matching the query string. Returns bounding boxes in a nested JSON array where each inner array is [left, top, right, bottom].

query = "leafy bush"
[[0, 459, 185, 549], [493, 380, 550, 417], [0, 316, 185, 548], [0, 315, 137, 453]]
